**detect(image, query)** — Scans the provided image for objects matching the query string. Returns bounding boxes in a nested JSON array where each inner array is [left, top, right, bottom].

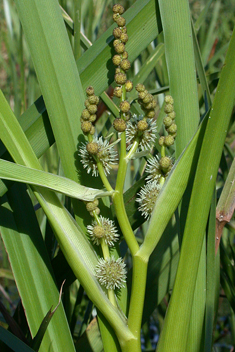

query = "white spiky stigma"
[[126, 115, 157, 151], [136, 181, 162, 218], [79, 136, 118, 176], [87, 216, 119, 246], [95, 257, 127, 290]]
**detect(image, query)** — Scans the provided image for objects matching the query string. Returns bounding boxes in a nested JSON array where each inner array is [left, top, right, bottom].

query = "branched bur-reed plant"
[[1, 1, 235, 352], [77, 5, 177, 349]]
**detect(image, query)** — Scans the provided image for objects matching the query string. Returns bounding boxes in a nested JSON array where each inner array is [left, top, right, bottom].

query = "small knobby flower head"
[[126, 115, 157, 151], [79, 137, 118, 176], [87, 216, 119, 246], [95, 257, 127, 290], [136, 181, 162, 219]]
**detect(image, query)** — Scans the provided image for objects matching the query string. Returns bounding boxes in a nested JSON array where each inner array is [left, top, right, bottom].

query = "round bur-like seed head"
[[82, 109, 90, 120], [143, 93, 153, 104], [93, 225, 105, 239], [160, 156, 171, 171], [86, 142, 99, 155], [146, 110, 155, 118], [116, 16, 126, 27], [113, 86, 122, 98], [164, 95, 174, 104], [120, 33, 128, 43], [168, 111, 176, 119], [115, 72, 127, 85], [120, 100, 130, 113], [86, 86, 95, 96], [164, 103, 174, 113], [135, 83, 145, 92], [164, 135, 175, 146], [113, 4, 125, 14], [113, 27, 122, 38], [115, 42, 125, 54], [88, 95, 99, 105], [158, 136, 165, 146], [89, 114, 96, 122], [167, 123, 177, 134], [120, 59, 131, 71], [113, 118, 126, 132], [125, 80, 133, 92], [163, 116, 173, 127], [86, 199, 99, 212], [112, 55, 122, 66], [81, 121, 92, 133], [87, 104, 98, 114], [137, 120, 148, 131], [122, 51, 128, 59]]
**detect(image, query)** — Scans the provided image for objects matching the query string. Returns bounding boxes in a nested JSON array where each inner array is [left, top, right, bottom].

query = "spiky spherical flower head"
[[122, 51, 128, 59], [87, 104, 98, 115], [88, 95, 99, 105], [137, 119, 148, 132], [168, 111, 176, 119], [126, 115, 157, 151], [115, 42, 125, 54], [86, 86, 95, 96], [136, 181, 162, 218], [164, 95, 174, 104], [86, 142, 99, 155], [113, 118, 126, 132], [167, 123, 177, 134], [164, 135, 175, 146], [115, 72, 127, 85], [82, 109, 91, 121], [113, 86, 122, 98], [113, 27, 122, 38], [112, 54, 122, 66], [135, 83, 145, 92], [120, 33, 128, 43], [113, 4, 125, 14], [158, 136, 165, 146], [87, 216, 119, 246], [81, 121, 92, 133], [125, 80, 133, 92], [85, 199, 99, 212], [79, 137, 118, 176], [163, 116, 173, 128], [116, 16, 126, 27], [159, 156, 173, 173], [95, 257, 127, 290], [164, 103, 174, 113], [120, 100, 130, 113]]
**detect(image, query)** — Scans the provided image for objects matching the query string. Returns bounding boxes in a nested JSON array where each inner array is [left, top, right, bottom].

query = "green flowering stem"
[[161, 145, 166, 157], [96, 160, 113, 192], [125, 140, 139, 162]]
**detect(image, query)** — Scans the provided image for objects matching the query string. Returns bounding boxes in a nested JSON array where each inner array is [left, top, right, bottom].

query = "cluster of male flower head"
[[158, 95, 177, 148], [112, 4, 133, 133], [136, 95, 176, 219], [79, 86, 118, 176], [126, 84, 157, 151], [80, 86, 99, 135]]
